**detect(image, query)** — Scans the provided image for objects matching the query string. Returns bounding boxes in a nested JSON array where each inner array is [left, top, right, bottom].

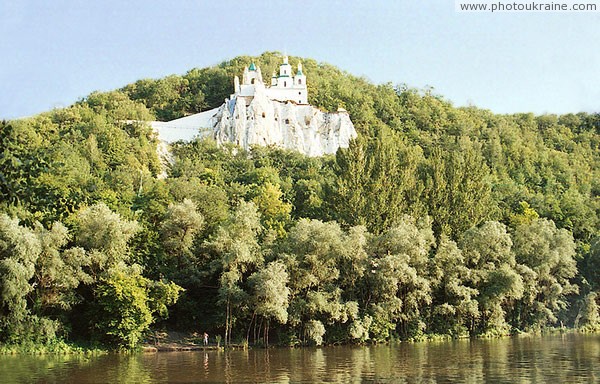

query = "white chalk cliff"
[[150, 56, 357, 157]]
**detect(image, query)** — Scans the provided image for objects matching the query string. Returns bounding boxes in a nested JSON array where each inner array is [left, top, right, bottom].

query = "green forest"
[[1, 52, 599, 350]]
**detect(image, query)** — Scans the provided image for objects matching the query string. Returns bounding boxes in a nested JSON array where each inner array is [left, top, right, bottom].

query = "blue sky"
[[1, 0, 599, 119]]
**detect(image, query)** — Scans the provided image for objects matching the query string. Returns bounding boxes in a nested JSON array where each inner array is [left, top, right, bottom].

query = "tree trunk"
[[265, 319, 270, 347], [225, 297, 230, 347], [258, 316, 264, 346], [246, 311, 256, 345]]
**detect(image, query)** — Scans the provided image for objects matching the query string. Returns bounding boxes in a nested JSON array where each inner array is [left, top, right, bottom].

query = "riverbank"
[[0, 340, 108, 356], [3, 333, 599, 382], [139, 327, 593, 352], [141, 331, 246, 352], [2, 327, 598, 355]]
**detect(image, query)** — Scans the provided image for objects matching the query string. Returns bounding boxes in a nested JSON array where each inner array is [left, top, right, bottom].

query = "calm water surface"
[[2, 333, 599, 383]]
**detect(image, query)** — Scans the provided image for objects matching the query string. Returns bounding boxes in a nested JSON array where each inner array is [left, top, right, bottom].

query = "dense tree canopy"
[[1, 52, 599, 348]]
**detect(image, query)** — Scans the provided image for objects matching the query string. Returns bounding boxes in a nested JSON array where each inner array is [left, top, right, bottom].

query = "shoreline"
[[2, 327, 597, 355]]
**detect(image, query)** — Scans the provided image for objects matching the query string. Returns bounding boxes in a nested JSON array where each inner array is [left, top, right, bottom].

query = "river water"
[[1, 333, 599, 383]]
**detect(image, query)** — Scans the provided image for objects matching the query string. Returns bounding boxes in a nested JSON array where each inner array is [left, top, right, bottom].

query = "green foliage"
[[122, 76, 203, 121], [2, 52, 600, 349], [160, 199, 204, 265], [349, 315, 372, 342], [460, 221, 522, 334], [429, 236, 478, 336], [305, 319, 326, 346], [0, 93, 160, 224], [509, 201, 539, 227], [148, 280, 185, 320], [332, 127, 424, 233], [252, 182, 292, 236], [367, 216, 435, 339], [0, 214, 41, 341], [0, 202, 182, 349], [577, 292, 600, 331], [422, 143, 496, 237], [93, 266, 182, 349], [74, 203, 139, 261], [205, 201, 263, 345], [94, 268, 153, 349], [512, 218, 578, 330], [584, 237, 600, 291], [249, 261, 290, 325]]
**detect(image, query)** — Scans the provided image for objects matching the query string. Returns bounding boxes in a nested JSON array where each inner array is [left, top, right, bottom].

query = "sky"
[[1, 0, 599, 119]]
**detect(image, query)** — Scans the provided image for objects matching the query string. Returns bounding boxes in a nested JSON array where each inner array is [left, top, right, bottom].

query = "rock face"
[[212, 90, 356, 156], [150, 56, 357, 157]]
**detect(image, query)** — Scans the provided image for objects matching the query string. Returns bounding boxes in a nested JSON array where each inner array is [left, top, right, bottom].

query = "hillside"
[[0, 52, 599, 349]]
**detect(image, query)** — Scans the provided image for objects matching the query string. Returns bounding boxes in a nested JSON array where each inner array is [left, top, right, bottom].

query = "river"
[[1, 333, 599, 383]]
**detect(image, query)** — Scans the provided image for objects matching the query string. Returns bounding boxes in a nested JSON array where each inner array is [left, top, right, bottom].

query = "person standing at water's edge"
[[203, 332, 209, 346]]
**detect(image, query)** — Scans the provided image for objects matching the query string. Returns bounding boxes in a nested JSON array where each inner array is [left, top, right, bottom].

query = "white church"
[[236, 56, 308, 105], [150, 56, 356, 156]]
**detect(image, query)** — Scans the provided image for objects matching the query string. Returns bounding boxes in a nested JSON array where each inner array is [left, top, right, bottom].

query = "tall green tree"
[[428, 236, 478, 336], [422, 143, 496, 237], [248, 261, 290, 346], [160, 198, 205, 270], [460, 221, 523, 335], [511, 218, 578, 330], [366, 215, 435, 340], [93, 266, 183, 348], [333, 127, 423, 233], [0, 214, 43, 342], [205, 201, 263, 345], [280, 219, 360, 344]]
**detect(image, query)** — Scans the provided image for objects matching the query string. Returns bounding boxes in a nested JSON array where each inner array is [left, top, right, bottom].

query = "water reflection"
[[1, 333, 599, 383]]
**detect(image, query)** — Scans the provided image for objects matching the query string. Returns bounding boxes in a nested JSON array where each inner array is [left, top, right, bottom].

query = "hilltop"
[[149, 56, 357, 156], [0, 52, 599, 349]]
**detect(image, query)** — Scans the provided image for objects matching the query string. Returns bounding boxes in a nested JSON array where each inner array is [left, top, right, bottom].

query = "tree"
[[33, 221, 91, 313], [333, 127, 423, 234], [160, 198, 205, 267], [428, 236, 478, 336], [0, 214, 42, 342], [74, 203, 182, 348], [585, 237, 600, 291], [0, 215, 92, 344], [422, 143, 496, 237], [305, 319, 326, 346], [74, 203, 140, 274], [576, 292, 600, 331], [460, 221, 523, 335], [367, 215, 435, 340], [93, 266, 183, 349], [205, 201, 263, 345], [122, 76, 197, 121], [248, 261, 290, 346], [512, 218, 578, 330], [252, 182, 292, 237], [280, 219, 360, 344]]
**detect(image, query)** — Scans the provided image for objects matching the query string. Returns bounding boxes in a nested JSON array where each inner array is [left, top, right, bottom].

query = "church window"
[[284, 81, 287, 87], [251, 79, 255, 84], [285, 119, 290, 124], [262, 112, 266, 118], [298, 79, 302, 84]]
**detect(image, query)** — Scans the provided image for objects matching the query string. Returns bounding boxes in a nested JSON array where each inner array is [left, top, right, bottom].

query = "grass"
[[0, 340, 108, 356]]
